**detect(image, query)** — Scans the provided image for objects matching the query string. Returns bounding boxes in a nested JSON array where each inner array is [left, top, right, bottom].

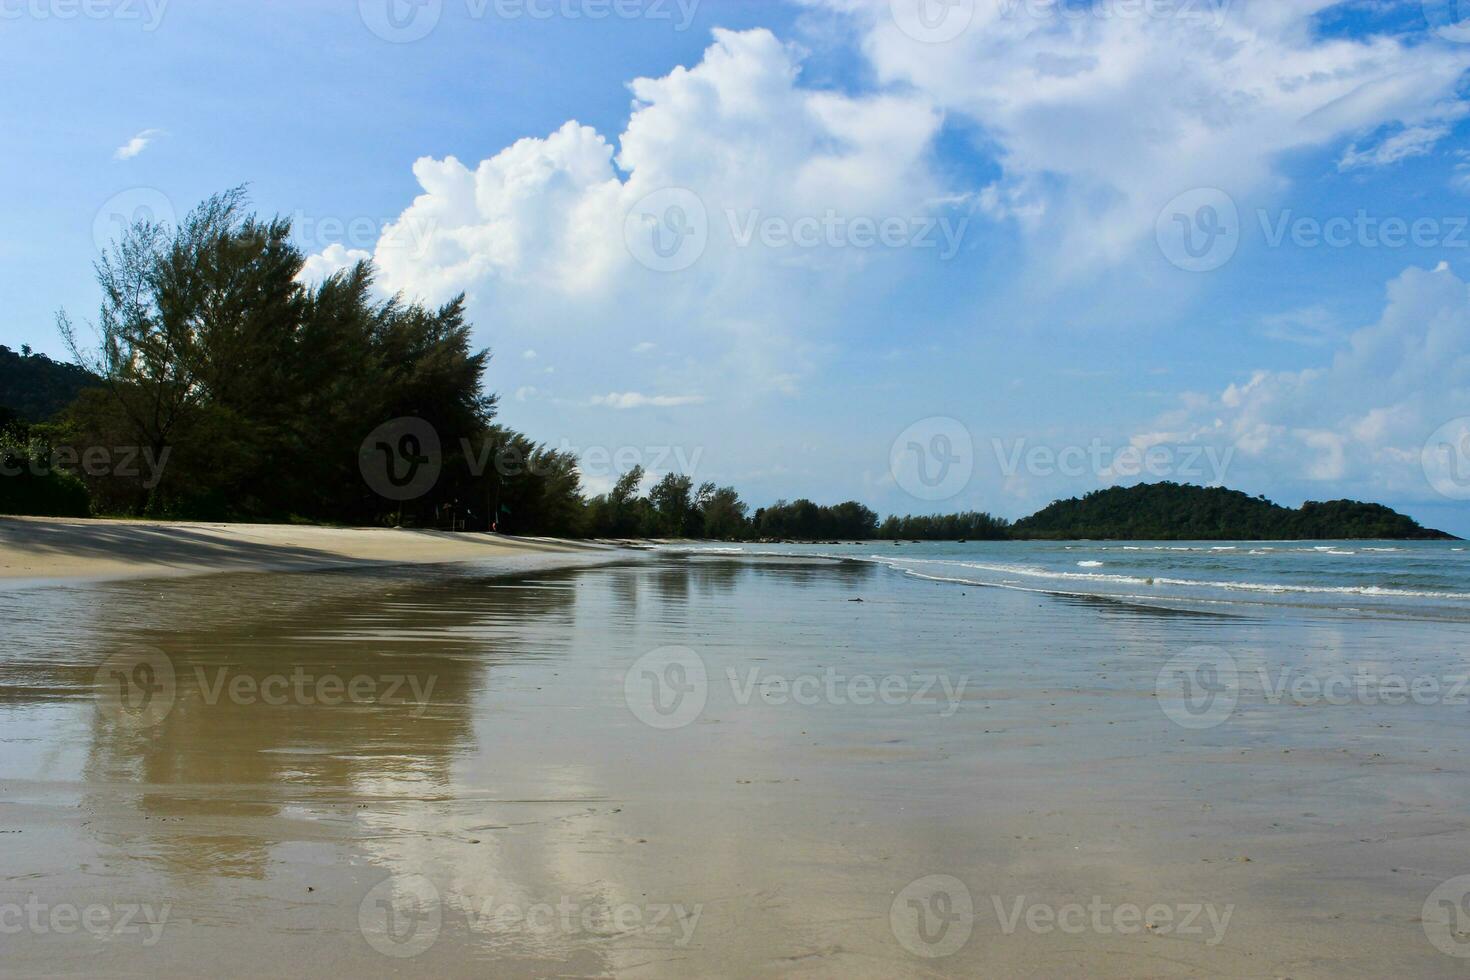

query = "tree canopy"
[[56, 188, 505, 523]]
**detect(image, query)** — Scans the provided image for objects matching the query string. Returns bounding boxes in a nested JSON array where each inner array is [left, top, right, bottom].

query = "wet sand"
[[0, 517, 609, 584], [3, 555, 1470, 976]]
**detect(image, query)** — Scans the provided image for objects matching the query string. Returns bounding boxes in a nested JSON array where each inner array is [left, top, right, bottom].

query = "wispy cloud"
[[1258, 306, 1341, 346], [1339, 121, 1458, 171], [114, 128, 164, 161], [589, 392, 704, 410]]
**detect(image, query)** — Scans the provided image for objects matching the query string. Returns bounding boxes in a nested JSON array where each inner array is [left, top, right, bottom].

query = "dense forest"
[[1013, 483, 1454, 541], [0, 345, 98, 422], [1, 191, 1454, 541]]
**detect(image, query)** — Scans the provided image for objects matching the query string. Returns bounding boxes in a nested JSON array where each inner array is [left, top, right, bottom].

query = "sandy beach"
[[0, 517, 611, 585], [2, 544, 1470, 976]]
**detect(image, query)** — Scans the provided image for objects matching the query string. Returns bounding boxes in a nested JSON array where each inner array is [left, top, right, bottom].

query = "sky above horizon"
[[6, 0, 1470, 533]]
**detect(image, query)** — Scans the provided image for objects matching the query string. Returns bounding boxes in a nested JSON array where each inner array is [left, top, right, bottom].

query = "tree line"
[[0, 189, 901, 536], [2, 191, 1451, 541]]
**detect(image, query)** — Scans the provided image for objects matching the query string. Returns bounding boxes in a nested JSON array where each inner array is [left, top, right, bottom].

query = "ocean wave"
[[867, 556, 1470, 602]]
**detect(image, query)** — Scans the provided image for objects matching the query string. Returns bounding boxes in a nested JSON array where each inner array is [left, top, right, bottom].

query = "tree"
[[649, 472, 695, 537], [58, 188, 497, 522], [699, 485, 749, 540]]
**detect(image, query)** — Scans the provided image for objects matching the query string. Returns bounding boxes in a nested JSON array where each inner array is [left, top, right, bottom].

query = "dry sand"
[[0, 516, 608, 584]]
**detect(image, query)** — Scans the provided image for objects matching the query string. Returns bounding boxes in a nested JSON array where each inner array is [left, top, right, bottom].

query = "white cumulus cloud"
[[807, 0, 1470, 273], [295, 243, 372, 285], [1142, 263, 1470, 500]]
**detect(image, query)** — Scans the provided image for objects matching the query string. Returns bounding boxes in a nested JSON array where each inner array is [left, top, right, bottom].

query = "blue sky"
[[5, 0, 1470, 532]]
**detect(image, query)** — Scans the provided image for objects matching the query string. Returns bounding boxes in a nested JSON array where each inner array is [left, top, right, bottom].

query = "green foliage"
[[583, 465, 654, 538], [0, 345, 100, 422], [1013, 482, 1453, 540], [752, 499, 879, 540], [699, 484, 749, 540], [473, 427, 586, 536], [877, 511, 1011, 540], [58, 188, 497, 523], [0, 420, 91, 517]]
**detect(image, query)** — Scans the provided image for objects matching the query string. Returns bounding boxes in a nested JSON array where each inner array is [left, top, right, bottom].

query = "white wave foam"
[[867, 555, 1470, 601]]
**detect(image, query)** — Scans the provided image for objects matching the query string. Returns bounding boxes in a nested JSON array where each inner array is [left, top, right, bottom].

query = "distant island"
[[811, 483, 1454, 543], [1, 189, 1456, 543], [1006, 483, 1457, 542]]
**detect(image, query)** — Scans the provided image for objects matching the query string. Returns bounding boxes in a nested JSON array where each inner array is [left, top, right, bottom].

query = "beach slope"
[[0, 516, 607, 583]]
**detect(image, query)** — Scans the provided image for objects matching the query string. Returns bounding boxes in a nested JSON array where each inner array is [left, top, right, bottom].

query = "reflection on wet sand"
[[3, 555, 1470, 976]]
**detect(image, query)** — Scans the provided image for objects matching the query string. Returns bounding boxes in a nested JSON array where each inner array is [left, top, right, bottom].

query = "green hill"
[[1012, 483, 1455, 541], [0, 346, 100, 423]]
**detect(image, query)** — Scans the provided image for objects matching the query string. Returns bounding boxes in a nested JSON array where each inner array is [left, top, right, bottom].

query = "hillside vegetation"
[[0, 345, 99, 423], [1012, 483, 1454, 541]]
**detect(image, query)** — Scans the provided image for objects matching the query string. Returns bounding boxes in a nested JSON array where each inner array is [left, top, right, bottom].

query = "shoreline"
[[0, 516, 622, 586]]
